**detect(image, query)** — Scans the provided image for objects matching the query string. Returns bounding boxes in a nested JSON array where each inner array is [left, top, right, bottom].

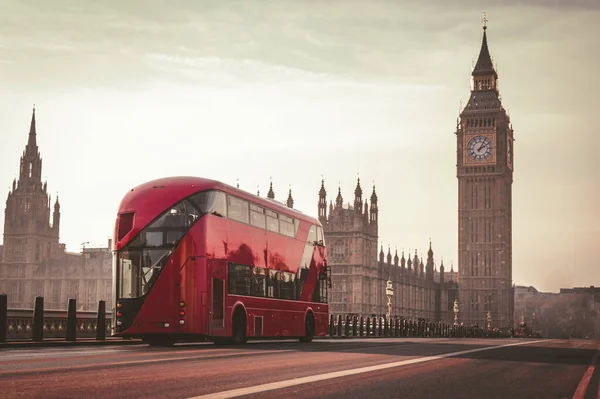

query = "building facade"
[[315, 179, 458, 322], [456, 20, 515, 328], [0, 108, 112, 311]]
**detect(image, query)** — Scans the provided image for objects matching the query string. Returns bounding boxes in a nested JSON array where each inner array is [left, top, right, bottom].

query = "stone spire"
[[354, 177, 363, 213], [286, 186, 294, 208], [318, 178, 327, 223], [369, 183, 378, 223], [267, 178, 275, 199]]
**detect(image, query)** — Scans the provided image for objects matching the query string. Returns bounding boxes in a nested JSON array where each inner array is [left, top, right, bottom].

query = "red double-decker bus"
[[111, 176, 330, 346]]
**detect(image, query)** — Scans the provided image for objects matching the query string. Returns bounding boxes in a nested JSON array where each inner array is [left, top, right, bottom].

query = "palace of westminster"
[[0, 22, 517, 327]]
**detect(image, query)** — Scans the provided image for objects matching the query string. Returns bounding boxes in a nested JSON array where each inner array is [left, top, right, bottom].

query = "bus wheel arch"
[[231, 304, 248, 345], [300, 310, 315, 343]]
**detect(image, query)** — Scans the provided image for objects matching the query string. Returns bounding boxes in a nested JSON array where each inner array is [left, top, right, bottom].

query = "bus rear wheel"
[[299, 313, 315, 343], [232, 307, 247, 345]]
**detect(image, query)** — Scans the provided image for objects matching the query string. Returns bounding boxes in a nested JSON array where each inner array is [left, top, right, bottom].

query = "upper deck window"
[[189, 190, 227, 218], [250, 204, 266, 229], [307, 225, 317, 244], [266, 209, 278, 233], [228, 195, 249, 224], [279, 214, 295, 238], [316, 226, 325, 246]]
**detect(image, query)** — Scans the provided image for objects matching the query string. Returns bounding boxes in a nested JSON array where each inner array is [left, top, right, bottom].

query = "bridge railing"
[[1, 294, 512, 344], [0, 294, 111, 343], [326, 314, 511, 339]]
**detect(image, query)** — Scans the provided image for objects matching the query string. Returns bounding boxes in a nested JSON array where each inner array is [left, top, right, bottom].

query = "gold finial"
[[236, 177, 239, 189], [269, 176, 272, 183], [482, 12, 488, 29]]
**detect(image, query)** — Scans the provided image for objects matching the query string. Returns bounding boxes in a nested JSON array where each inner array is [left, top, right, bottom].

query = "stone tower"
[[2, 107, 61, 265], [320, 178, 379, 316], [456, 18, 514, 328]]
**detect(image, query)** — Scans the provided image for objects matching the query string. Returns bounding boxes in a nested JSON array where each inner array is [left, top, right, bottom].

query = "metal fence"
[[327, 314, 510, 339], [0, 294, 511, 344]]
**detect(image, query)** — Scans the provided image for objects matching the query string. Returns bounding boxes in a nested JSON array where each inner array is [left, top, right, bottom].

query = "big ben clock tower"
[[456, 16, 514, 329]]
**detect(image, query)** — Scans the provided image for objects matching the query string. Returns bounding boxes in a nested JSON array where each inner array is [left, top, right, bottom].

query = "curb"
[[0, 339, 144, 349]]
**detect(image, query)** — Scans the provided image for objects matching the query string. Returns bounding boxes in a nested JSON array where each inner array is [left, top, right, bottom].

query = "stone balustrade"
[[0, 294, 111, 343]]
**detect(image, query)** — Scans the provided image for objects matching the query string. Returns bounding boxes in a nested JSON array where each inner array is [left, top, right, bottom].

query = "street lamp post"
[[453, 298, 459, 325], [487, 311, 492, 330], [386, 278, 394, 319]]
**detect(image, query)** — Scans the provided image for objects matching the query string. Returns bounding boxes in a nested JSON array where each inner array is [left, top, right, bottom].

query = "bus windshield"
[[117, 198, 200, 299], [116, 190, 227, 299]]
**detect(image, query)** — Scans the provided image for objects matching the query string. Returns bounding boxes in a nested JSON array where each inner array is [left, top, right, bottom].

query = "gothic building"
[[456, 19, 515, 328], [0, 108, 112, 311], [315, 178, 458, 322]]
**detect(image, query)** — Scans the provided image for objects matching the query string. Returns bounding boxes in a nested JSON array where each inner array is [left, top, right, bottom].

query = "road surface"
[[0, 338, 598, 399]]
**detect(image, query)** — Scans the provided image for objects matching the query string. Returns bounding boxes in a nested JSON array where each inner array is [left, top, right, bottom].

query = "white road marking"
[[571, 350, 598, 399], [188, 340, 547, 399]]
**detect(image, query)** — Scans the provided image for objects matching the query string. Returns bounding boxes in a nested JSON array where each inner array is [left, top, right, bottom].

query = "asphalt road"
[[0, 338, 598, 399]]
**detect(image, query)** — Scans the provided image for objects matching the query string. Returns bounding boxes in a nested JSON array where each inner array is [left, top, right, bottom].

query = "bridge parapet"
[[1, 294, 112, 343], [6, 308, 112, 340]]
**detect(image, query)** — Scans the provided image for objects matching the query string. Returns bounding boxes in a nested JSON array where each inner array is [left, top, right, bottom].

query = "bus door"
[[207, 258, 227, 336]]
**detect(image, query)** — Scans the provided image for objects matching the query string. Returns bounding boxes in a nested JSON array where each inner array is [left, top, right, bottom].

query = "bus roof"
[[118, 176, 321, 226]]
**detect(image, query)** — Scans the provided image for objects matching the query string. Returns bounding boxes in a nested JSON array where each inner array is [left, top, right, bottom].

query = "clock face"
[[467, 135, 494, 161]]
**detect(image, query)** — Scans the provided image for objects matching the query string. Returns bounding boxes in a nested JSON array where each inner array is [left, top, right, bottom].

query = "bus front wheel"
[[299, 313, 315, 343]]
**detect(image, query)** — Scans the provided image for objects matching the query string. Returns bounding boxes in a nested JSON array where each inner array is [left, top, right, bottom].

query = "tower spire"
[[267, 177, 275, 199], [472, 13, 496, 78], [318, 177, 327, 223], [27, 105, 37, 151], [286, 185, 294, 208]]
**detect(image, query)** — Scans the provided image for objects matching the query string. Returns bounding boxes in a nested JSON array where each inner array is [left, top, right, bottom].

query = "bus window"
[[189, 190, 227, 218], [268, 269, 280, 298], [296, 267, 308, 299], [312, 276, 328, 303], [250, 267, 266, 297], [266, 210, 278, 233], [316, 226, 324, 246], [279, 214, 295, 237], [250, 204, 266, 229], [294, 219, 299, 236], [307, 225, 317, 244], [280, 271, 295, 300], [228, 263, 251, 295], [227, 196, 249, 224]]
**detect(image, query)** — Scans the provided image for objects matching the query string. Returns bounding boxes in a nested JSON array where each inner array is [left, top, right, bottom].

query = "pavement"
[[0, 337, 142, 348], [0, 338, 597, 399]]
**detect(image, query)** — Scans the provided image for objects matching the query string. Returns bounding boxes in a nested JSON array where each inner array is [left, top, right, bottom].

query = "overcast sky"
[[0, 0, 598, 292]]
